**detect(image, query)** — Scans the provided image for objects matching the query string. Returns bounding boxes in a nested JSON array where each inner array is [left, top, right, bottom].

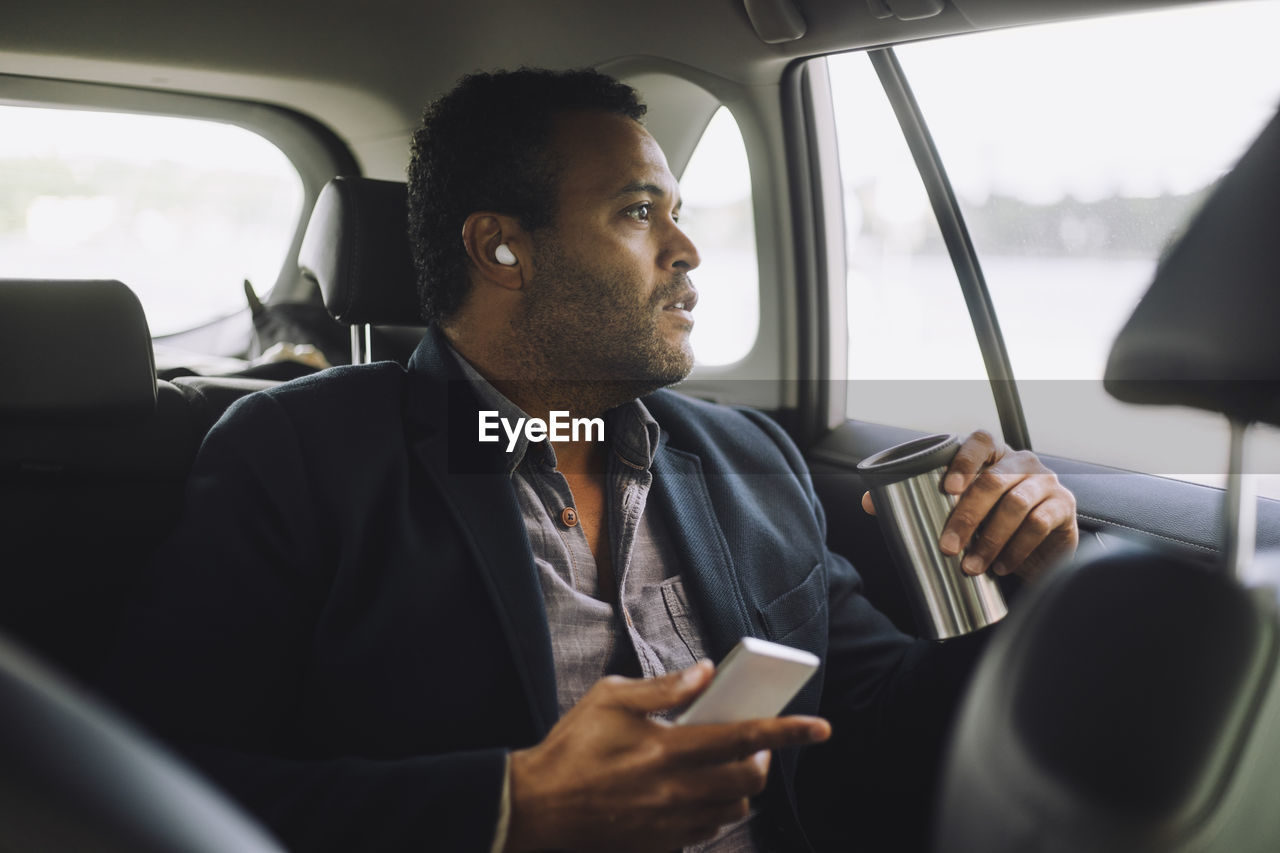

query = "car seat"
[[0, 279, 209, 684], [0, 278, 287, 849], [0, 628, 284, 851], [0, 278, 273, 684]]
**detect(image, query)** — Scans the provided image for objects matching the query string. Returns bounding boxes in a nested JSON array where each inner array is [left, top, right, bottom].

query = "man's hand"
[[862, 430, 1078, 580], [503, 661, 831, 853]]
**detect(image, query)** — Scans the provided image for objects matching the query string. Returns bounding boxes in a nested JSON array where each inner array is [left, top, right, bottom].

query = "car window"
[[826, 56, 1002, 438], [828, 0, 1280, 493], [678, 106, 759, 367], [0, 105, 304, 337]]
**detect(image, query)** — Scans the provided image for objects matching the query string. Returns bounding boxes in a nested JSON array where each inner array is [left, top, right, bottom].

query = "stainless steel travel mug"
[[857, 434, 1007, 640]]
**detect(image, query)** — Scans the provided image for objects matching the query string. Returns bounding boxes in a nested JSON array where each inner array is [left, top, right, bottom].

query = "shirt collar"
[[606, 397, 661, 472]]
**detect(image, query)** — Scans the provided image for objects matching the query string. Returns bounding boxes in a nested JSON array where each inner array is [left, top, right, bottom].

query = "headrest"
[[0, 279, 157, 422], [298, 176, 423, 326], [0, 632, 286, 852], [1105, 108, 1280, 426], [936, 548, 1280, 851]]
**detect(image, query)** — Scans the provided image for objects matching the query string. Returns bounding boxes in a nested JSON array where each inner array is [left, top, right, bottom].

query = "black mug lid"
[[856, 433, 959, 484]]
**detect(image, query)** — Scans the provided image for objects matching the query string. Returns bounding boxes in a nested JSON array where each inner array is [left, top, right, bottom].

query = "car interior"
[[2, 0, 1279, 849]]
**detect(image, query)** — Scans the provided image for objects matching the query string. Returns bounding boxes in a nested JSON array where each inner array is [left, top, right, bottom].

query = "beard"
[[509, 236, 696, 413]]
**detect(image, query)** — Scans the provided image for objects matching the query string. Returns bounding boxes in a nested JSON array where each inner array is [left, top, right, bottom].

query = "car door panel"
[[807, 420, 1280, 636]]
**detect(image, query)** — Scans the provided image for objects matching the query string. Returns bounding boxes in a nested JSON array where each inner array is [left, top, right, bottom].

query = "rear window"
[[0, 105, 304, 336], [679, 106, 760, 367]]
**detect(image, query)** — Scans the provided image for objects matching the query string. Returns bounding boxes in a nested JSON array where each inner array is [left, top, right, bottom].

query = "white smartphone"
[[675, 637, 820, 725]]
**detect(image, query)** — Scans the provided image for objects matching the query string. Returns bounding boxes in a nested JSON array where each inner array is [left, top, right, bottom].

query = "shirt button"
[[561, 506, 579, 527]]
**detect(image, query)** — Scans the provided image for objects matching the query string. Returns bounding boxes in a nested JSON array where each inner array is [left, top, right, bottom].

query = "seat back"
[[937, 549, 1280, 852], [0, 630, 285, 852], [0, 280, 206, 685]]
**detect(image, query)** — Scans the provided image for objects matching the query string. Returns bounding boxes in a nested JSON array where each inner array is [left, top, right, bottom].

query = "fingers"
[[939, 431, 1078, 577], [511, 670, 825, 853], [667, 715, 830, 765], [942, 429, 1001, 496], [972, 486, 1077, 576], [941, 459, 1035, 564], [954, 474, 1074, 576], [603, 659, 714, 714], [861, 491, 876, 515], [939, 436, 1019, 560], [627, 753, 768, 847]]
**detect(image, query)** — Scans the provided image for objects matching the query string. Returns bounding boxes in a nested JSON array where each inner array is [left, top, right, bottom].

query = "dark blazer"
[[110, 328, 979, 852]]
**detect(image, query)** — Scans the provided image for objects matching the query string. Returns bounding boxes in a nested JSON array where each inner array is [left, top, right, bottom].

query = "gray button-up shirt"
[[451, 349, 761, 852]]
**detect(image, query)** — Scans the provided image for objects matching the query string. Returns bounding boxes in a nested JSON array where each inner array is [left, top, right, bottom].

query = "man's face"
[[515, 110, 701, 390]]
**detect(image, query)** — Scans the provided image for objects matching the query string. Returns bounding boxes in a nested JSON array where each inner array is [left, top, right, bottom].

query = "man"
[[111, 69, 1077, 852]]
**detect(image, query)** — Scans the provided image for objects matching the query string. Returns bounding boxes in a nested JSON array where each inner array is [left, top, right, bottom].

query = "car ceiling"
[[2, 0, 1202, 176]]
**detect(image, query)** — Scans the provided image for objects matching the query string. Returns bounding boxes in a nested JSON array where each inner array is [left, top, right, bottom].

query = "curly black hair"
[[406, 68, 647, 325]]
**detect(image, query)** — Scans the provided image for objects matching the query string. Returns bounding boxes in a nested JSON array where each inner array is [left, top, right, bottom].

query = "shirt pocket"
[[756, 563, 826, 645], [659, 576, 709, 665]]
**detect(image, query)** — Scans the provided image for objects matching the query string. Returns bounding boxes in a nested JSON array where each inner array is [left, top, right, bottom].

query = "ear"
[[461, 213, 526, 291]]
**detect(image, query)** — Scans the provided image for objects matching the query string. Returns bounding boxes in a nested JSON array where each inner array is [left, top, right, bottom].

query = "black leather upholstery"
[[0, 630, 283, 851], [0, 279, 156, 422], [0, 278, 284, 850], [936, 549, 1280, 852], [1105, 108, 1280, 426], [0, 280, 199, 682], [1010, 557, 1260, 820], [0, 278, 284, 684], [298, 176, 423, 326]]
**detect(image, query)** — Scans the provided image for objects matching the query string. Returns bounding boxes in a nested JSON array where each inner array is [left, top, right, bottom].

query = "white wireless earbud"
[[494, 244, 517, 266]]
